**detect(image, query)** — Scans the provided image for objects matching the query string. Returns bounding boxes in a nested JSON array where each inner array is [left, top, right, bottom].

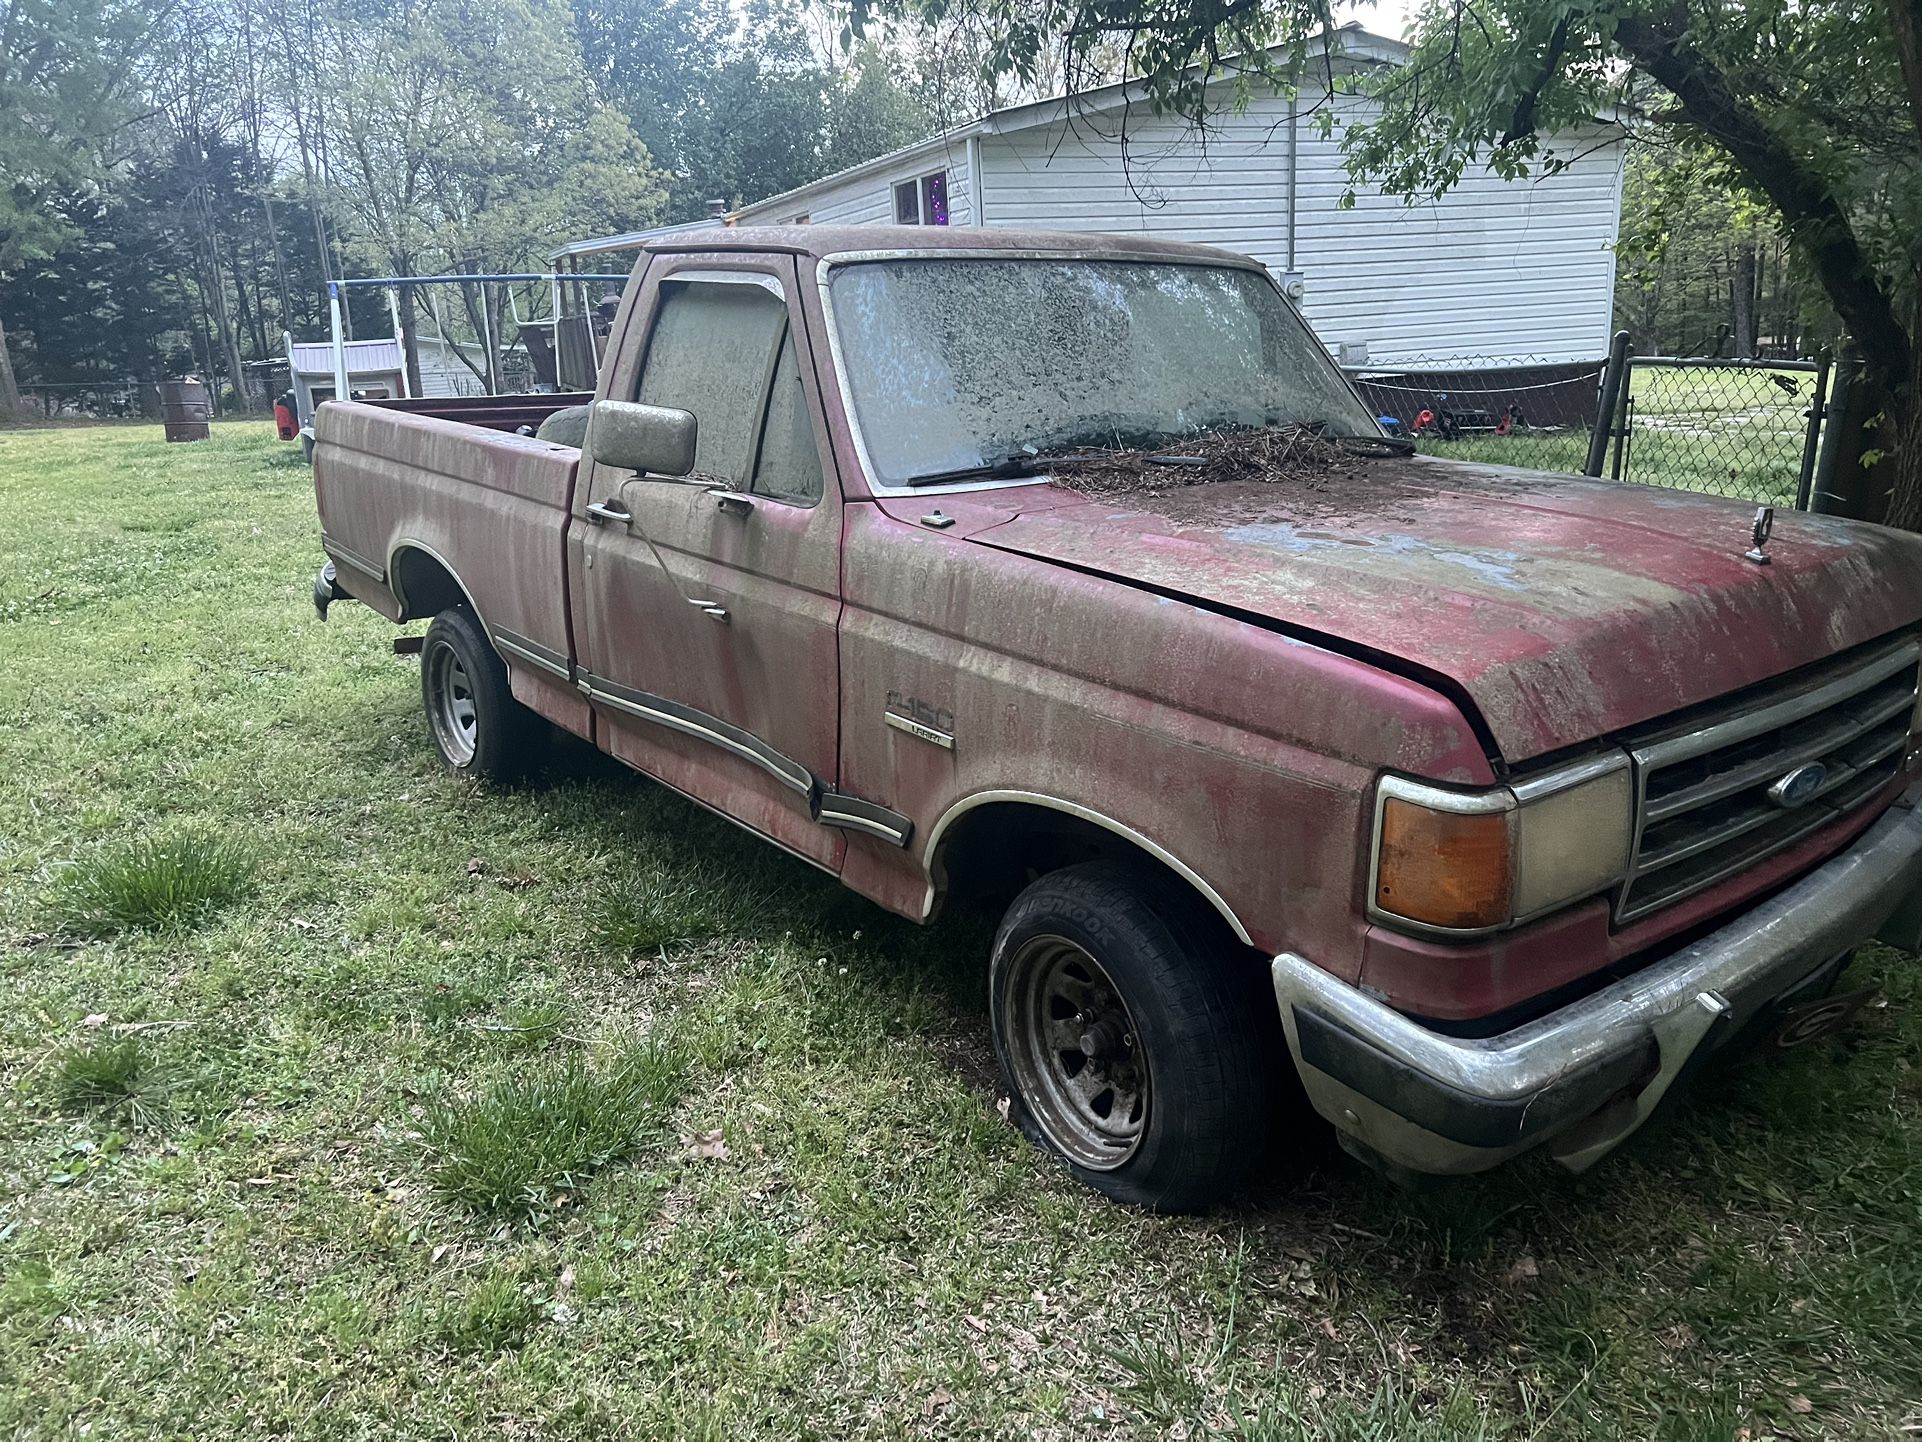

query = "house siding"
[[977, 101, 1300, 260], [735, 138, 978, 228], [1289, 97, 1622, 364], [978, 87, 1621, 365], [719, 78, 1625, 367]]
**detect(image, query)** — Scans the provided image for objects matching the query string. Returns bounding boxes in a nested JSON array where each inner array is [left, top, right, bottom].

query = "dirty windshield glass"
[[827, 258, 1377, 485]]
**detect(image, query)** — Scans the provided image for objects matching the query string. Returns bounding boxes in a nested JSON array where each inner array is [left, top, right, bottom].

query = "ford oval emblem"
[[1767, 762, 1828, 808]]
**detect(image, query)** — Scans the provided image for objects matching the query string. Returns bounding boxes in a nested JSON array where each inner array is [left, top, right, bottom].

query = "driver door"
[[570, 254, 846, 868]]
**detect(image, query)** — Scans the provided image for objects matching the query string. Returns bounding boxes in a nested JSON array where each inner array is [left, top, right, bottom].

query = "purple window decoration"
[[921, 172, 949, 225]]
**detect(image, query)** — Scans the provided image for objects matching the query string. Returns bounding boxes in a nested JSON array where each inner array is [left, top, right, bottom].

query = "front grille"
[[1617, 640, 1920, 922]]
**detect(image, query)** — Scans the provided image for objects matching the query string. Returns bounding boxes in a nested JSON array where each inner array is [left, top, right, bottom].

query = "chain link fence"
[[1343, 345, 1831, 509], [1343, 354, 1605, 477], [1601, 356, 1829, 507]]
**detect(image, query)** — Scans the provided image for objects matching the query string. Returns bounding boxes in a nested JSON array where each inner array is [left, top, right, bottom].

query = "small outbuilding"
[[284, 334, 406, 428], [283, 332, 519, 428]]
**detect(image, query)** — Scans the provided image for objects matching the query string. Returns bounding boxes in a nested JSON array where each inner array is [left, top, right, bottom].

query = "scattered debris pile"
[[1042, 424, 1402, 497]]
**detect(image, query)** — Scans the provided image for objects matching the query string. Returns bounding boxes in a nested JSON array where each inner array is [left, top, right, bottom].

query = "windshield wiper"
[[900, 454, 1045, 487], [1335, 434, 1417, 457], [1297, 417, 1416, 457]]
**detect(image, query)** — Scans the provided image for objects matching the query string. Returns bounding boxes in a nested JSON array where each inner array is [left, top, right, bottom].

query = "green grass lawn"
[[3, 423, 1921, 1438], [1408, 364, 1818, 506]]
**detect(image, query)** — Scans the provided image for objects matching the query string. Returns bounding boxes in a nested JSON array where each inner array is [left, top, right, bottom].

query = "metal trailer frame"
[[325, 273, 630, 404]]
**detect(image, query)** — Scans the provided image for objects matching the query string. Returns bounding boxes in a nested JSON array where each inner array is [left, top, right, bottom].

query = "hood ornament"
[[1745, 506, 1774, 565]]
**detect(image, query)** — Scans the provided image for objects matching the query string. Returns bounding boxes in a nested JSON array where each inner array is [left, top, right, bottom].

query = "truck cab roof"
[[642, 223, 1252, 268]]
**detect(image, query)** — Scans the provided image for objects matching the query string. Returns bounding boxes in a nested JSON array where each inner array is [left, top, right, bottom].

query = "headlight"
[[1371, 756, 1632, 935]]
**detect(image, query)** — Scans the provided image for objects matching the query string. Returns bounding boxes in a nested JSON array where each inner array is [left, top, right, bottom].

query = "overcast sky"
[[1337, 0, 1418, 41]]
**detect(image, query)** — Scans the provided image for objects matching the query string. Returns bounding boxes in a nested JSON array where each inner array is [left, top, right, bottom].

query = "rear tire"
[[988, 861, 1280, 1212], [420, 606, 544, 781]]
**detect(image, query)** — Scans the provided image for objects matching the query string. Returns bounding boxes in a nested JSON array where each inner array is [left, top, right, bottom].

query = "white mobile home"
[[561, 26, 1626, 367]]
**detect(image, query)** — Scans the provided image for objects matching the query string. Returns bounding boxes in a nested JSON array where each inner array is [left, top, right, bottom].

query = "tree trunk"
[[0, 312, 24, 418], [1732, 244, 1756, 358], [1609, 14, 1922, 526], [1878, 389, 1922, 529], [209, 260, 252, 413], [398, 286, 424, 399], [485, 284, 504, 393], [194, 196, 254, 414]]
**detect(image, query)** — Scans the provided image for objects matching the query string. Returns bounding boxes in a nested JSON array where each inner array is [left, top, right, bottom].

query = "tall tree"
[[577, 0, 936, 221], [0, 0, 150, 414], [1614, 147, 1834, 359], [320, 0, 666, 391], [857, 0, 1922, 527]]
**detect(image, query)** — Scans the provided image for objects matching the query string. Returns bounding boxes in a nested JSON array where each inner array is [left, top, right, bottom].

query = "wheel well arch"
[[389, 541, 484, 626], [925, 793, 1253, 947]]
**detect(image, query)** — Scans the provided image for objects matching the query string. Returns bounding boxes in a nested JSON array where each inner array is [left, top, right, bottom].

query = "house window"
[[892, 171, 950, 226]]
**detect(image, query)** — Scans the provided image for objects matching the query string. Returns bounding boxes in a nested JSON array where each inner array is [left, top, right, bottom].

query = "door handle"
[[706, 487, 755, 517], [585, 500, 632, 526]]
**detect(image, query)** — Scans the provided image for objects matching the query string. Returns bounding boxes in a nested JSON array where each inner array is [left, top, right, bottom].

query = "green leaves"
[[0, 0, 149, 273]]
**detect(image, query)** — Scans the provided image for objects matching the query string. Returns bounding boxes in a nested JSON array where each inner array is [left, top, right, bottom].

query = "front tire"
[[420, 607, 544, 781], [988, 862, 1279, 1212]]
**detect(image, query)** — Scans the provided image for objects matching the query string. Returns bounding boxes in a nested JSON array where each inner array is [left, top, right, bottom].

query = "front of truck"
[[811, 227, 1922, 1183]]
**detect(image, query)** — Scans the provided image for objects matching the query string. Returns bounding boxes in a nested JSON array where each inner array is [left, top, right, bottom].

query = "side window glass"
[[751, 336, 825, 505], [634, 281, 784, 485]]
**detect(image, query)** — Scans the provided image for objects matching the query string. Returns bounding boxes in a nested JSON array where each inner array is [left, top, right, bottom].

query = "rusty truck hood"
[[951, 458, 1922, 762]]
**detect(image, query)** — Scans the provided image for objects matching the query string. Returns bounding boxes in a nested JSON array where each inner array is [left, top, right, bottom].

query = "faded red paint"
[[311, 224, 1922, 1027], [962, 464, 1922, 762]]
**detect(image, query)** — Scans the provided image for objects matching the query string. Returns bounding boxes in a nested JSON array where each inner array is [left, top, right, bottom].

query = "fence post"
[[1809, 346, 1861, 515], [1585, 330, 1632, 477], [1793, 351, 1832, 511]]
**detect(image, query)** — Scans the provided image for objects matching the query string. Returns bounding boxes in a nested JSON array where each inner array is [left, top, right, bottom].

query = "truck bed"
[[360, 391, 594, 435], [312, 400, 584, 731]]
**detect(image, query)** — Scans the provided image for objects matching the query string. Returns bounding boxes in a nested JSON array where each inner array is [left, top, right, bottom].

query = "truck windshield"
[[826, 257, 1379, 487]]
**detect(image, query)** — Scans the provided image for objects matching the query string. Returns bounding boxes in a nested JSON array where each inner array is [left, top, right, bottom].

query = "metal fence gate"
[[1591, 349, 1831, 508], [1345, 336, 1832, 510]]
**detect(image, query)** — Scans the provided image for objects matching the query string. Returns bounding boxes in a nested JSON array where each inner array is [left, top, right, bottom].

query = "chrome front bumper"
[[1273, 791, 1922, 1178]]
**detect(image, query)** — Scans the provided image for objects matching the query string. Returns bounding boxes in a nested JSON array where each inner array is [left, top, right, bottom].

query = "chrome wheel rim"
[[1002, 935, 1148, 1170], [426, 642, 478, 766]]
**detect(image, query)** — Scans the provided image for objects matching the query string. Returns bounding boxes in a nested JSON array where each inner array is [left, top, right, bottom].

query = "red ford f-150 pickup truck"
[[311, 226, 1922, 1210]]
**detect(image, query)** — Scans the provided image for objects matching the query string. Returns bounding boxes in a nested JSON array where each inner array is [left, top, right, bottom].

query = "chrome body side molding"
[[818, 791, 914, 847], [492, 627, 572, 680], [576, 673, 915, 848], [918, 789, 1253, 945], [578, 671, 815, 796], [321, 534, 386, 585]]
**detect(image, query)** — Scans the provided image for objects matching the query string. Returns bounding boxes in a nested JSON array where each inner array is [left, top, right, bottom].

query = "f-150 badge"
[[885, 692, 954, 749]]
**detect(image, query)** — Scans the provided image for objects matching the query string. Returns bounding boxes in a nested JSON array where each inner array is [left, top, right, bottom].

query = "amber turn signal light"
[[1375, 796, 1514, 930]]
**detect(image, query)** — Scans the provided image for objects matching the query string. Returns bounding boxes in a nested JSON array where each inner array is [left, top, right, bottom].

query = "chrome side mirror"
[[586, 400, 697, 477]]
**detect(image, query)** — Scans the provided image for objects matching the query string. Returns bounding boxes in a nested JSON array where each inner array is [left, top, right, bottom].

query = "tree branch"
[[1885, 0, 1922, 147], [1500, 12, 1570, 146], [1612, 13, 1914, 388]]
